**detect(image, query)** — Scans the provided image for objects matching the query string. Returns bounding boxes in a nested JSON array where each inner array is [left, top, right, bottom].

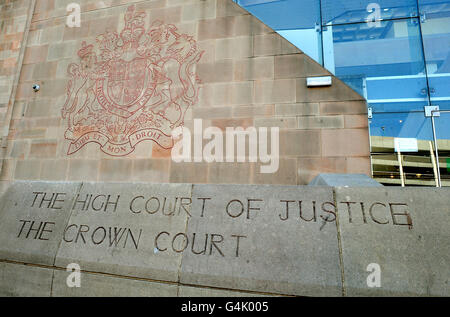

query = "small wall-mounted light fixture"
[[32, 84, 40, 92], [307, 76, 332, 87]]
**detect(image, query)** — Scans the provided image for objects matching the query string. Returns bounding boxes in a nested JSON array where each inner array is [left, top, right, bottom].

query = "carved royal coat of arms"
[[61, 5, 204, 156]]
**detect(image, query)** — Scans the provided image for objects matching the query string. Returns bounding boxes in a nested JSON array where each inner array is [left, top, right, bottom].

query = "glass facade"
[[234, 0, 450, 187]]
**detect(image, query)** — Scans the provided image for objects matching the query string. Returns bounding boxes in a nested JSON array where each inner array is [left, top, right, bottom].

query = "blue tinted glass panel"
[[324, 18, 429, 112], [370, 112, 438, 186], [419, 1, 450, 110], [235, 0, 323, 63], [429, 74, 450, 110], [236, 0, 320, 30], [321, 0, 419, 25], [433, 112, 450, 143], [418, 0, 450, 14], [370, 111, 433, 140]]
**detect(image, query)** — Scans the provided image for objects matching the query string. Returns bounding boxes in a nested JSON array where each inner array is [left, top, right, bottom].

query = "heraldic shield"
[[61, 5, 204, 157], [97, 58, 156, 119]]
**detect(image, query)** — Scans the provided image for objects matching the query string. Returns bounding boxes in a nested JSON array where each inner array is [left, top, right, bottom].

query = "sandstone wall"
[[0, 0, 34, 172], [0, 0, 370, 185]]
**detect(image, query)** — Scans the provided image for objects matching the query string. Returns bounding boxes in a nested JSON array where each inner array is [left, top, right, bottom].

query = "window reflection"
[[235, 0, 323, 63], [325, 19, 429, 113], [419, 0, 450, 109], [321, 0, 418, 25]]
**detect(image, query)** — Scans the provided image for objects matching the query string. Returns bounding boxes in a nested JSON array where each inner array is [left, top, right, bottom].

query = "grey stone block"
[[335, 187, 450, 296], [0, 262, 53, 297], [51, 270, 178, 297], [1, 181, 448, 297], [179, 184, 342, 297], [178, 285, 266, 297], [0, 181, 82, 265], [55, 182, 192, 282], [309, 174, 382, 187]]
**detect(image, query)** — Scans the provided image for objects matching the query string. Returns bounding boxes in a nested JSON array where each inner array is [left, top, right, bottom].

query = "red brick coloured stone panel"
[[61, 5, 204, 157]]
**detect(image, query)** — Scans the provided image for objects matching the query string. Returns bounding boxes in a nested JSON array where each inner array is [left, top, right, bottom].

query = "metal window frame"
[[430, 109, 450, 188]]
